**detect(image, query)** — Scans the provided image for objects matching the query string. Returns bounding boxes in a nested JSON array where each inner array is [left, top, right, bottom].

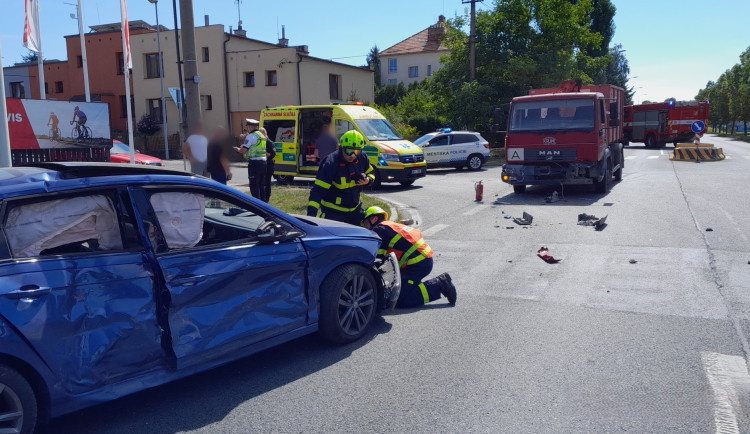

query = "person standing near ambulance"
[[307, 130, 374, 225], [362, 206, 457, 308], [234, 119, 267, 201]]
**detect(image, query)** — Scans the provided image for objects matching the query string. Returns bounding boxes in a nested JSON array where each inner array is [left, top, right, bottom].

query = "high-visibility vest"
[[379, 221, 433, 269], [243, 131, 267, 160]]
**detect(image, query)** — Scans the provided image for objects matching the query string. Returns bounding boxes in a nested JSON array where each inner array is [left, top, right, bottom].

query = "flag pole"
[[120, 0, 135, 164], [0, 35, 13, 167]]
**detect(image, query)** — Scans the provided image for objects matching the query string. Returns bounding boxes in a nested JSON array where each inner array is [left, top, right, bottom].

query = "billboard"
[[5, 99, 111, 149]]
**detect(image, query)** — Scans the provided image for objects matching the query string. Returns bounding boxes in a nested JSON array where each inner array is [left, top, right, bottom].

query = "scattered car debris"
[[504, 215, 512, 219], [578, 213, 607, 230], [705, 228, 713, 232], [545, 191, 560, 203], [629, 259, 637, 264], [513, 212, 533, 225], [506, 226, 514, 229], [537, 246, 560, 263]]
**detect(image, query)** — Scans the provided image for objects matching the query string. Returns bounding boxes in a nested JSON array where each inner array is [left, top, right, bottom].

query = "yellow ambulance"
[[261, 104, 426, 186]]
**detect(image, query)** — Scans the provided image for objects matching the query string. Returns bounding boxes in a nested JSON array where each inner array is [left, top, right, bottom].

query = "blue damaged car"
[[0, 163, 399, 434]]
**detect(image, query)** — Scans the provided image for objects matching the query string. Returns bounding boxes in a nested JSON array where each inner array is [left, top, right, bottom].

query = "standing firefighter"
[[363, 206, 457, 308], [307, 130, 374, 225]]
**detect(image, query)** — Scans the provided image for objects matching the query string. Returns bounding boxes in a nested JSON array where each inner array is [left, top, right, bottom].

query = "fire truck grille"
[[528, 148, 576, 162]]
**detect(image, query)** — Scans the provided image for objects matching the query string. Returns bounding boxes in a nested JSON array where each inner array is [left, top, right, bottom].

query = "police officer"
[[363, 206, 457, 307], [307, 130, 374, 225], [234, 119, 267, 201]]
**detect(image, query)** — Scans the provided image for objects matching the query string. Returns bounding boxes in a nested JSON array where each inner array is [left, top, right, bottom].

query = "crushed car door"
[[132, 187, 309, 370], [0, 189, 165, 395]]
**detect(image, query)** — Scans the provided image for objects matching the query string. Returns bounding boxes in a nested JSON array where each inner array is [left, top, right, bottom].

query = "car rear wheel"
[[467, 154, 484, 170], [274, 175, 294, 185], [513, 185, 526, 194], [0, 365, 37, 434], [319, 264, 378, 344]]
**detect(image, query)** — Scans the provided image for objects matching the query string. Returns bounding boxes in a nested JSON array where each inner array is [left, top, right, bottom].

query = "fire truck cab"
[[623, 100, 709, 148]]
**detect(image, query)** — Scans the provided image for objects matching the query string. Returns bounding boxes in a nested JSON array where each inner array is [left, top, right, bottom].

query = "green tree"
[[367, 45, 382, 88], [375, 82, 407, 106], [21, 49, 39, 63]]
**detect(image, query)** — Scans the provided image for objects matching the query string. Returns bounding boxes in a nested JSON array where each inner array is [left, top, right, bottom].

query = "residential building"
[[380, 15, 449, 87], [131, 23, 374, 137], [3, 64, 32, 99]]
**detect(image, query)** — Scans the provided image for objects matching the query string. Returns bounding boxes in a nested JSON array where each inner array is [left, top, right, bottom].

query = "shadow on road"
[[491, 182, 620, 207], [45, 318, 394, 433]]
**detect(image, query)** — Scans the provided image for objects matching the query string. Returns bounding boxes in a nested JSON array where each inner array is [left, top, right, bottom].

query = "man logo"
[[543, 137, 556, 145], [537, 150, 561, 156]]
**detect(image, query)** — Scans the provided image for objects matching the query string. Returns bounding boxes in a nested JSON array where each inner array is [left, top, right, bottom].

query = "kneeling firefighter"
[[363, 206, 457, 308]]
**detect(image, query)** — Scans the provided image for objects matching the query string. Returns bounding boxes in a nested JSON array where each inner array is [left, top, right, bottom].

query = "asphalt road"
[[48, 134, 750, 433]]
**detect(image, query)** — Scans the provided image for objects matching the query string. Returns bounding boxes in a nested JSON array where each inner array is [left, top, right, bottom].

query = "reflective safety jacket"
[[371, 221, 434, 269], [307, 151, 375, 218], [243, 131, 267, 160]]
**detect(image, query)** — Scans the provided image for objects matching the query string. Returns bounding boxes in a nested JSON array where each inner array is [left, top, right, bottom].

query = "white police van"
[[413, 129, 491, 170]]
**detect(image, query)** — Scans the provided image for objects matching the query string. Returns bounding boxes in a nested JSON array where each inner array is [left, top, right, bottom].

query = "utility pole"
[[178, 0, 201, 135], [462, 0, 483, 81]]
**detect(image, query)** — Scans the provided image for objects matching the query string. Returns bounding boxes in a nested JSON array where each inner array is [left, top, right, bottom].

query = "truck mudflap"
[[501, 162, 603, 186]]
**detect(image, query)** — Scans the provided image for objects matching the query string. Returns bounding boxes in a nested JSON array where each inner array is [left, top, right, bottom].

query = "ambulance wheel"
[[399, 180, 415, 187], [513, 185, 526, 194], [318, 264, 378, 344], [275, 175, 294, 185], [467, 154, 484, 170], [0, 364, 38, 434]]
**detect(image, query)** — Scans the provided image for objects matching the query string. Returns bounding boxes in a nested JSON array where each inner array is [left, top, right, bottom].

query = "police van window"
[[335, 120, 356, 139], [430, 136, 449, 147]]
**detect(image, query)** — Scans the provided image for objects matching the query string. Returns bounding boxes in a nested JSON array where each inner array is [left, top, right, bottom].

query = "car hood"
[[291, 214, 379, 239], [372, 140, 423, 155]]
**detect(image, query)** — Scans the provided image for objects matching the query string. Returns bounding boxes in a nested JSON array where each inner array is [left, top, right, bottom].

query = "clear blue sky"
[[2, 0, 748, 103]]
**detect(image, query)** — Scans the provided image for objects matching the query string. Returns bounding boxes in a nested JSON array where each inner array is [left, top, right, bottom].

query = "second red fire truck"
[[623, 100, 709, 148]]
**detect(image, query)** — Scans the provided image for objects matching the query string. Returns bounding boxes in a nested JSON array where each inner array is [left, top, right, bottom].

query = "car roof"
[[0, 163, 195, 198]]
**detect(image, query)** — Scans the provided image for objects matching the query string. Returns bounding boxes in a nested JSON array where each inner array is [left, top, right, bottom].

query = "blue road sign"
[[691, 120, 706, 134]]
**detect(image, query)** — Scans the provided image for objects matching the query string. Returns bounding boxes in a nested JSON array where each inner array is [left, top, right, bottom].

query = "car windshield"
[[110, 141, 131, 154], [413, 134, 434, 146], [354, 118, 403, 141], [509, 98, 595, 133]]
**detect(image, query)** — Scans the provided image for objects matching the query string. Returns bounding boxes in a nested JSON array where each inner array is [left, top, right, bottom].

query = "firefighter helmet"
[[340, 130, 365, 151], [364, 206, 388, 222]]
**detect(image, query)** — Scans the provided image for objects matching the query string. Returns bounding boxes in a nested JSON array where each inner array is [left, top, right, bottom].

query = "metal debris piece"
[[706, 228, 713, 232], [504, 215, 512, 219], [545, 191, 559, 203], [513, 212, 533, 225], [537, 246, 560, 263], [629, 259, 637, 264], [578, 213, 607, 230]]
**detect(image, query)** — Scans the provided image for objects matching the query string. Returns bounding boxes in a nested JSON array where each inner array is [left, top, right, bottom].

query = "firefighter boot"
[[438, 273, 457, 305]]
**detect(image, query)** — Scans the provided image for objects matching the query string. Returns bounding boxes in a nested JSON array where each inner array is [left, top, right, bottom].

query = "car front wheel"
[[0, 365, 37, 434], [319, 264, 378, 344]]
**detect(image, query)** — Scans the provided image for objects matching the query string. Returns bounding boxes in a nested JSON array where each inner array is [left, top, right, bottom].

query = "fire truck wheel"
[[614, 150, 624, 181], [594, 163, 611, 194], [645, 134, 656, 149], [513, 185, 526, 194]]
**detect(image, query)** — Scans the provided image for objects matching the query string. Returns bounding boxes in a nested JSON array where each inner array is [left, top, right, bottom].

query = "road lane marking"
[[648, 155, 659, 159], [421, 224, 449, 237], [701, 352, 750, 434], [625, 156, 638, 160], [744, 156, 750, 160], [462, 206, 486, 216]]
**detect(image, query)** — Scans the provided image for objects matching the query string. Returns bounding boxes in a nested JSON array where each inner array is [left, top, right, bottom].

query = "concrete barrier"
[[670, 143, 725, 162]]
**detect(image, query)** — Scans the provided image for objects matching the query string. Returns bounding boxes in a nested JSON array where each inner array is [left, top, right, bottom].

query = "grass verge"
[[239, 186, 390, 216]]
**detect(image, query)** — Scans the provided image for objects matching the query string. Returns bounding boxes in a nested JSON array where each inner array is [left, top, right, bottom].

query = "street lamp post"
[[148, 0, 170, 160]]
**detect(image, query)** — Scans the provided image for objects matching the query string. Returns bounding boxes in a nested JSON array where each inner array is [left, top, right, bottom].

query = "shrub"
[[137, 115, 161, 136]]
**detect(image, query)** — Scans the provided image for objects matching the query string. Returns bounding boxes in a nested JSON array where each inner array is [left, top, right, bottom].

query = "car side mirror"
[[257, 221, 303, 243]]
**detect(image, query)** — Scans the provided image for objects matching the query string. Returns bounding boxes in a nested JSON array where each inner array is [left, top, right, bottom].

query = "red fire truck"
[[623, 100, 709, 148], [499, 79, 625, 194]]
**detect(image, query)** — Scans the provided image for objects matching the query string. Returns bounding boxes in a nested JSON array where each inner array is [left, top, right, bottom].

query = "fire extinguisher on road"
[[474, 180, 484, 202]]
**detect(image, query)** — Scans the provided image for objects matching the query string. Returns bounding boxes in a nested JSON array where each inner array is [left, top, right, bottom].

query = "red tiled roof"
[[381, 21, 449, 56]]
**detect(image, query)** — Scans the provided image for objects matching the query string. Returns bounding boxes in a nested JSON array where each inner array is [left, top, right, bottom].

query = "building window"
[[427, 64, 432, 76], [148, 98, 163, 123], [388, 58, 397, 73], [55, 81, 64, 93], [329, 74, 341, 100], [202, 47, 209, 62], [116, 52, 124, 75], [120, 95, 135, 118], [408, 66, 419, 78], [144, 53, 161, 79], [44, 82, 49, 94], [77, 56, 83, 68], [388, 79, 397, 85], [244, 71, 255, 87], [201, 95, 213, 111], [266, 70, 277, 86], [10, 82, 25, 99]]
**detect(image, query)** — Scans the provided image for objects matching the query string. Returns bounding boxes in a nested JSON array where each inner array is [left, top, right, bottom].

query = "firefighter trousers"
[[396, 257, 444, 308]]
